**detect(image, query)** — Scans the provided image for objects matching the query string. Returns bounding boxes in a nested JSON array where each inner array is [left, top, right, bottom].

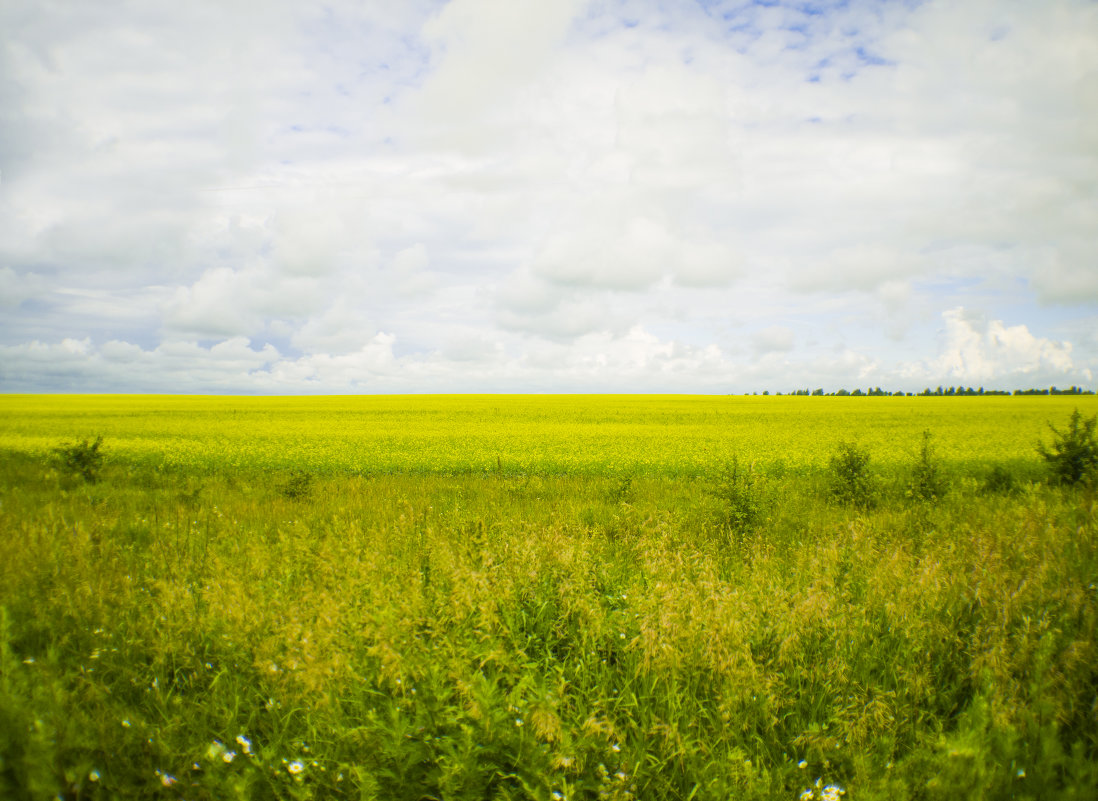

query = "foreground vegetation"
[[1, 396, 1097, 800]]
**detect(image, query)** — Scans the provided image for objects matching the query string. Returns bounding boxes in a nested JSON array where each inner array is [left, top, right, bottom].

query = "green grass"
[[1, 396, 1097, 799]]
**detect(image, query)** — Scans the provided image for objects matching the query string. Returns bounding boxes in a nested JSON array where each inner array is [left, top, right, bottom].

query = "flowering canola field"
[[1, 394, 1092, 475]]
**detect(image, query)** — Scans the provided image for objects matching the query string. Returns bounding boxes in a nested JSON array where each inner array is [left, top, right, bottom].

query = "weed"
[[982, 464, 1019, 495], [708, 456, 763, 534], [1038, 408, 1098, 485], [281, 469, 314, 500], [52, 436, 104, 483], [611, 475, 634, 503], [907, 430, 947, 502], [828, 441, 876, 509]]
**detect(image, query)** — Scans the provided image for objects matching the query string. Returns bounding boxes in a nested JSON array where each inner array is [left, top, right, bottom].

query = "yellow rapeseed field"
[[1, 394, 1093, 475]]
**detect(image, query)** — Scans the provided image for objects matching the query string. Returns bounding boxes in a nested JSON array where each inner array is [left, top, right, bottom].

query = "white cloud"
[[752, 326, 795, 355], [530, 194, 740, 292], [291, 296, 379, 356], [1, 0, 1096, 392], [0, 336, 281, 392], [412, 0, 586, 138], [163, 266, 323, 339], [0, 266, 45, 307], [902, 307, 1081, 385]]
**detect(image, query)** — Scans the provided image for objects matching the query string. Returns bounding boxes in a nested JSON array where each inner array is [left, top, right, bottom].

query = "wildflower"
[[223, 750, 237, 763], [88, 770, 100, 782], [552, 792, 566, 801], [121, 719, 131, 728], [23, 657, 35, 664], [206, 740, 225, 760], [820, 785, 845, 801], [515, 718, 524, 727], [611, 743, 621, 753], [288, 761, 304, 775], [798, 760, 808, 769], [1016, 768, 1026, 779], [236, 734, 253, 756], [156, 770, 177, 787]]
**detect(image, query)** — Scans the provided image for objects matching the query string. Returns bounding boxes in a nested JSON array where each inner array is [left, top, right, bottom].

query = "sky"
[[1, 0, 1097, 394]]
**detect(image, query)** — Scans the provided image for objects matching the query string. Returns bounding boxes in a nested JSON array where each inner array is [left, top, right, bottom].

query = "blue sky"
[[1, 0, 1096, 393]]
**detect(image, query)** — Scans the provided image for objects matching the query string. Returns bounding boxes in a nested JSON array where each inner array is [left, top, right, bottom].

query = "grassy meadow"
[[1, 394, 1097, 800]]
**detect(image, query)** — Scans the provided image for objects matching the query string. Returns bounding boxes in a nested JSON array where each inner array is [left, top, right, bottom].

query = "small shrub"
[[982, 464, 1019, 495], [827, 441, 876, 509], [907, 429, 947, 502], [1037, 408, 1098, 485], [709, 456, 762, 533], [281, 470, 314, 500], [52, 436, 104, 483], [610, 475, 633, 503]]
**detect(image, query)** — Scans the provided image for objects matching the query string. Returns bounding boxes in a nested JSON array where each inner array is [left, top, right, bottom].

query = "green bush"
[[907, 430, 947, 502], [708, 456, 763, 534], [52, 436, 104, 483], [981, 464, 1019, 495], [1037, 408, 1098, 485], [828, 441, 876, 509], [280, 469, 314, 500]]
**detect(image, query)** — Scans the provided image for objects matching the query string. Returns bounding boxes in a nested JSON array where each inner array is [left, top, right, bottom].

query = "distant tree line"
[[761, 386, 1095, 397]]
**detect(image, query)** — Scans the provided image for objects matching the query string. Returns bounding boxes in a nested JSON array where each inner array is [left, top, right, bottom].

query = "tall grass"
[[1, 444, 1096, 800]]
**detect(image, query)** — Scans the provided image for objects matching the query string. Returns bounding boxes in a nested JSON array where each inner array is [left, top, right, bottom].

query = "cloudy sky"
[[2, 0, 1096, 393]]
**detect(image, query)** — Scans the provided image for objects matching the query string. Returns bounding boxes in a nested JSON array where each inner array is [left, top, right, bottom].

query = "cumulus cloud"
[[163, 266, 324, 339], [0, 337, 281, 393], [1, 0, 1096, 392], [901, 307, 1085, 386]]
